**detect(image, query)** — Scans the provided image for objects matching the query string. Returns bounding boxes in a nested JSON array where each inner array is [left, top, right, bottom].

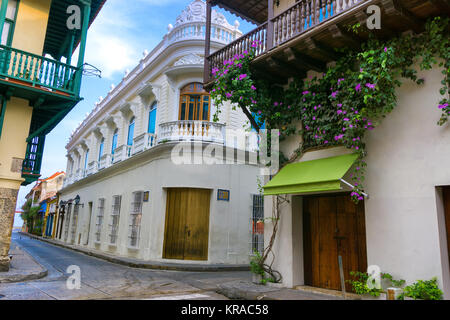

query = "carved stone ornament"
[[174, 53, 204, 66], [175, 0, 233, 29]]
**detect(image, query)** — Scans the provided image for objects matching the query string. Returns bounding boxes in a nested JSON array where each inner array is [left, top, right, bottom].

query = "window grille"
[[63, 205, 72, 242], [95, 199, 105, 243], [109, 195, 121, 245], [250, 194, 264, 255], [128, 191, 143, 248], [70, 204, 80, 244]]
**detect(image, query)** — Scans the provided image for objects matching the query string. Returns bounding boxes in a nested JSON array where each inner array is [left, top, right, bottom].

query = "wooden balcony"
[[0, 45, 81, 101], [204, 0, 448, 86]]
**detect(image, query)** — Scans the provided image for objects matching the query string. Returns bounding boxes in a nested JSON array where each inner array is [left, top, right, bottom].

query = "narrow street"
[[0, 233, 250, 300]]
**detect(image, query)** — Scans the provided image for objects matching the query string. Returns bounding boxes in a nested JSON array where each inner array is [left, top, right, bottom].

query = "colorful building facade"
[[0, 0, 105, 272]]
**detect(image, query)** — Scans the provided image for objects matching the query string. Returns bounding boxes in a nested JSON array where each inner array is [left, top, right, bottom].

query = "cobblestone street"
[[0, 233, 250, 300]]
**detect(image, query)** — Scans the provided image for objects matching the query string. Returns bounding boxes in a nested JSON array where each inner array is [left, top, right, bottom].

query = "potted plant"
[[398, 277, 443, 300]]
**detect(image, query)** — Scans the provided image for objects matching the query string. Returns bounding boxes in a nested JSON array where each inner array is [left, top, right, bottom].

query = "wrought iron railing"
[[0, 45, 81, 97]]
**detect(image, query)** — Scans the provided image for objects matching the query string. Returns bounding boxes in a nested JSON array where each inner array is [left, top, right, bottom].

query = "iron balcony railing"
[[0, 45, 81, 97]]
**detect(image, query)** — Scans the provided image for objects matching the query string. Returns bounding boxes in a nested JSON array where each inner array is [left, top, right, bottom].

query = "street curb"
[[20, 232, 250, 273], [0, 241, 48, 284]]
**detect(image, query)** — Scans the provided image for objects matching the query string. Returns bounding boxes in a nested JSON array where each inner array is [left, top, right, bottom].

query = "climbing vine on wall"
[[211, 16, 450, 203]]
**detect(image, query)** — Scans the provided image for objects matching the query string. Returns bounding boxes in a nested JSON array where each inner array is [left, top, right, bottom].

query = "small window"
[[127, 117, 135, 146], [1, 0, 19, 46], [111, 129, 118, 154], [84, 149, 89, 172], [95, 199, 105, 243], [98, 138, 104, 162], [128, 191, 143, 248], [148, 102, 157, 134], [109, 195, 121, 245]]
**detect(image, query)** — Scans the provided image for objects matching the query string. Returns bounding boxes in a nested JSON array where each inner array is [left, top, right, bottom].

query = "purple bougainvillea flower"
[[312, 116, 316, 121], [302, 91, 309, 95], [338, 78, 345, 85], [288, 105, 291, 109], [343, 118, 350, 121], [337, 104, 342, 107], [366, 83, 376, 90], [384, 47, 388, 52], [251, 85, 257, 91], [239, 74, 247, 80], [331, 91, 338, 98], [355, 83, 362, 91], [258, 110, 262, 115], [274, 102, 279, 106], [337, 110, 343, 115], [226, 93, 232, 98], [438, 103, 449, 109]]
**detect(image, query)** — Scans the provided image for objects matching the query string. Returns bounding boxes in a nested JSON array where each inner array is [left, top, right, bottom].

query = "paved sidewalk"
[[216, 280, 348, 300], [0, 239, 48, 284]]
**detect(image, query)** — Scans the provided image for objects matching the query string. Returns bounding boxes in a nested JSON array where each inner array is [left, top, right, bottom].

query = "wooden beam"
[[429, 0, 450, 15], [328, 24, 361, 49], [304, 38, 341, 61], [267, 56, 306, 78], [381, 0, 424, 33], [267, 0, 274, 50], [283, 47, 326, 72], [204, 1, 212, 84]]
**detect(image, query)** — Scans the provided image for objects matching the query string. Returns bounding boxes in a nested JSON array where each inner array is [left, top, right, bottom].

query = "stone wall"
[[0, 187, 19, 272]]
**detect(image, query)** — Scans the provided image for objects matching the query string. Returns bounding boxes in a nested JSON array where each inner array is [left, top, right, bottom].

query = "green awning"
[[263, 153, 359, 196]]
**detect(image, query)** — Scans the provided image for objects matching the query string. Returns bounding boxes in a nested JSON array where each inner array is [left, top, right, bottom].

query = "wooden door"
[[303, 194, 367, 291], [444, 187, 450, 267], [163, 188, 211, 261]]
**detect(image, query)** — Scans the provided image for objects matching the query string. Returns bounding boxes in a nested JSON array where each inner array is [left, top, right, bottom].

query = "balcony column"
[[0, 0, 9, 39], [267, 0, 274, 50], [203, 0, 212, 83], [75, 0, 92, 94]]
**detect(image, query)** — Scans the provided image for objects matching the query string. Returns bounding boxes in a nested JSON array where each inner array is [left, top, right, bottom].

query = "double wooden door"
[[163, 188, 211, 261], [303, 194, 367, 291]]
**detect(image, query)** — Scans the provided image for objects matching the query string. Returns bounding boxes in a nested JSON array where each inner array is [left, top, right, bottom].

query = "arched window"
[[179, 83, 210, 121], [127, 117, 135, 146], [111, 129, 118, 154], [148, 102, 157, 134], [98, 138, 105, 161]]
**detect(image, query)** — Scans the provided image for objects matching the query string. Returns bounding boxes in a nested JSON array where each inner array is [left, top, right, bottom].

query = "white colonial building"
[[57, 0, 262, 266]]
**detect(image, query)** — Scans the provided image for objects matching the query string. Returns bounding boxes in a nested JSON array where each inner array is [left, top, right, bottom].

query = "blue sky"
[[14, 0, 254, 225]]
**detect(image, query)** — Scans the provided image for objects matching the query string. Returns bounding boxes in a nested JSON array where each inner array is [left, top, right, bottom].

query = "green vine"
[[211, 16, 450, 203]]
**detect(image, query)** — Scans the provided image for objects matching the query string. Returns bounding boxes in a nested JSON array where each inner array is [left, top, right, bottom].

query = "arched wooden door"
[[163, 188, 211, 261]]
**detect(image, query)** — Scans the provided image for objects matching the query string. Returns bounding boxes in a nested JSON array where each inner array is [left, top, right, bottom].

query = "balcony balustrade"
[[87, 161, 98, 176], [0, 45, 80, 97], [205, 0, 366, 83], [158, 120, 225, 144]]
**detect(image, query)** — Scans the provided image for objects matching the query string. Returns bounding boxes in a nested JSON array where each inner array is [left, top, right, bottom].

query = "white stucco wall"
[[363, 65, 450, 297], [266, 64, 450, 297], [60, 143, 259, 265]]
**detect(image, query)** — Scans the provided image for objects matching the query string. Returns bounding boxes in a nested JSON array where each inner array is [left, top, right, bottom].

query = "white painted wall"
[[266, 64, 450, 298], [60, 143, 259, 265]]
